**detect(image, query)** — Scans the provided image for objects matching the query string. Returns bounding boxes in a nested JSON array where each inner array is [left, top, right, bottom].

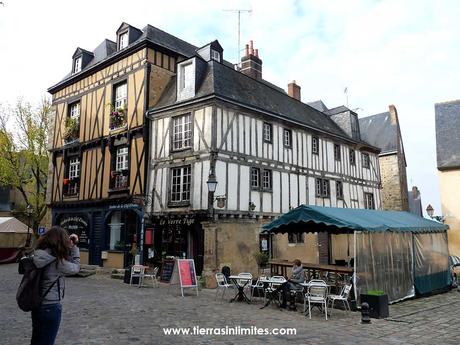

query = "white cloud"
[[1, 0, 458, 215]]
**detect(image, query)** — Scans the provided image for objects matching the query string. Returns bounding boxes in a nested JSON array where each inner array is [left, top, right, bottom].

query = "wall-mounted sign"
[[108, 204, 140, 210], [159, 218, 195, 226], [38, 226, 46, 236], [59, 215, 89, 249]]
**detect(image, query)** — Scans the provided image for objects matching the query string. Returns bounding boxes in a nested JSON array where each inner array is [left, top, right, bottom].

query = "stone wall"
[[379, 154, 409, 211]]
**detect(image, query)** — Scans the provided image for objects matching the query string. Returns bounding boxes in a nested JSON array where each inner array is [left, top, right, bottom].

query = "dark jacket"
[[32, 247, 80, 305]]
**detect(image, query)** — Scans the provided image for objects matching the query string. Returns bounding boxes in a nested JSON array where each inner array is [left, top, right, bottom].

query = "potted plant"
[[63, 117, 79, 142], [108, 104, 127, 130], [360, 290, 389, 319]]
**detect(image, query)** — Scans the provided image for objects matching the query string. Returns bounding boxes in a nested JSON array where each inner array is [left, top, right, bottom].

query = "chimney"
[[388, 104, 398, 125], [240, 40, 262, 80], [288, 81, 301, 101], [412, 186, 420, 198]]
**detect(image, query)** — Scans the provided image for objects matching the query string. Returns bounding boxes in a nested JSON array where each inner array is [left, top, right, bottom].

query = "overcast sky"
[[1, 0, 459, 217]]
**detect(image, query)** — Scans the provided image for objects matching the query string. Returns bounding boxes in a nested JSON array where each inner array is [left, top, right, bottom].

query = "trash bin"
[[123, 266, 140, 285]]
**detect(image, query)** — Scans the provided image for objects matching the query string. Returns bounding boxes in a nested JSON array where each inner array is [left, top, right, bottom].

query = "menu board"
[[178, 259, 197, 287], [160, 259, 175, 282]]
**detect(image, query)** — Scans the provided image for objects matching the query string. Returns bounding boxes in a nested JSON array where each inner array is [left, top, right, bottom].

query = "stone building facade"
[[359, 105, 409, 211]]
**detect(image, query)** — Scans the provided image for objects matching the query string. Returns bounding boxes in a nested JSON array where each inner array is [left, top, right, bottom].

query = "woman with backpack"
[[31, 226, 80, 345]]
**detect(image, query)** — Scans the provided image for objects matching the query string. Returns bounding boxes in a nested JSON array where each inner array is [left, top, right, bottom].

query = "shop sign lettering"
[[159, 218, 195, 226]]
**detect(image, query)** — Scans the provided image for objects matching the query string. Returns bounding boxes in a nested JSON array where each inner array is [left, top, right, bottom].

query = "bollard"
[[361, 302, 371, 324]]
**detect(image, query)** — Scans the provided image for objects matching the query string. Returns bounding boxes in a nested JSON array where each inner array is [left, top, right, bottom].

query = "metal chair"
[[237, 272, 253, 292], [142, 266, 159, 288], [264, 276, 286, 305], [305, 284, 328, 320], [130, 265, 145, 288], [215, 273, 232, 300], [328, 284, 352, 315], [250, 276, 266, 300]]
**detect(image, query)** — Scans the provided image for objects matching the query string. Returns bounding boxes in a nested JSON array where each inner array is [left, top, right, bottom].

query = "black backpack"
[[16, 256, 57, 312]]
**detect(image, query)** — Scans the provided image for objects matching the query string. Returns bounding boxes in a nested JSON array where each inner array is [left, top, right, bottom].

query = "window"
[[334, 144, 341, 161], [114, 82, 127, 110], [116, 147, 129, 171], [179, 62, 193, 91], [365, 193, 375, 209], [349, 149, 355, 165], [283, 129, 292, 148], [172, 114, 192, 150], [288, 233, 304, 244], [251, 168, 260, 189], [73, 57, 82, 74], [315, 178, 330, 198], [263, 123, 272, 143], [262, 169, 272, 190], [170, 166, 191, 203], [69, 103, 80, 120], [312, 136, 319, 154], [362, 153, 370, 168], [119, 32, 129, 49], [69, 157, 80, 179], [211, 50, 220, 61], [336, 181, 344, 199]]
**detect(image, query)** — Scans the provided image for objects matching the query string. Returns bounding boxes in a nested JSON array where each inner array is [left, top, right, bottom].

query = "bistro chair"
[[130, 265, 145, 288], [264, 276, 286, 305], [327, 284, 352, 315], [215, 273, 232, 301], [250, 276, 266, 300], [237, 272, 253, 292], [142, 266, 159, 288], [305, 284, 329, 320]]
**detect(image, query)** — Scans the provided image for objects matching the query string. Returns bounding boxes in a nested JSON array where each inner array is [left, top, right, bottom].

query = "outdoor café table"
[[228, 275, 252, 304], [259, 277, 287, 309]]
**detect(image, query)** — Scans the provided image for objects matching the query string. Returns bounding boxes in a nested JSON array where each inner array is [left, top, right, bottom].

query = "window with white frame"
[[170, 165, 191, 203], [334, 144, 341, 161], [312, 136, 319, 154], [172, 114, 192, 150], [180, 62, 193, 91], [362, 153, 370, 168], [211, 50, 220, 61], [119, 32, 129, 49], [114, 82, 127, 110], [349, 149, 356, 165], [315, 178, 330, 198], [283, 129, 292, 147], [73, 57, 82, 74], [116, 147, 129, 171], [262, 169, 272, 190], [263, 122, 272, 143], [288, 233, 304, 244], [69, 103, 80, 120], [336, 181, 344, 199], [69, 157, 80, 179], [365, 193, 375, 209], [251, 168, 260, 189]]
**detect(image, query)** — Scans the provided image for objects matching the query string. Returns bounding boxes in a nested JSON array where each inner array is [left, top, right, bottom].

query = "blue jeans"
[[31, 303, 62, 345]]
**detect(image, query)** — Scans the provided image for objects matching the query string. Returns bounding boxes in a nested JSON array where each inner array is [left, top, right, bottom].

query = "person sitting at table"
[[280, 259, 305, 310]]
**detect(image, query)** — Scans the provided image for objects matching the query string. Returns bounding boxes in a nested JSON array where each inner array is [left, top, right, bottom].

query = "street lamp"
[[25, 204, 33, 247], [206, 169, 226, 218], [426, 204, 444, 222]]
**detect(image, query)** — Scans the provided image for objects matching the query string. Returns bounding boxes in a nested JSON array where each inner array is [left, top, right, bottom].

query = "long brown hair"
[[36, 226, 71, 261]]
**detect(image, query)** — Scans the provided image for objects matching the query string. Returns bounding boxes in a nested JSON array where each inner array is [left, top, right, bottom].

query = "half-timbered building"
[[47, 23, 196, 267], [146, 41, 382, 283]]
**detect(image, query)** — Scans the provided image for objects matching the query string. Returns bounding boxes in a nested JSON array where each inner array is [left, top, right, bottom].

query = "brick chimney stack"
[[240, 40, 262, 80], [288, 81, 301, 101]]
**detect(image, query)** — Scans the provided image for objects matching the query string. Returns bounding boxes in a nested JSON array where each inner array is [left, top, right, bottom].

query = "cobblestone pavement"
[[1, 263, 459, 345]]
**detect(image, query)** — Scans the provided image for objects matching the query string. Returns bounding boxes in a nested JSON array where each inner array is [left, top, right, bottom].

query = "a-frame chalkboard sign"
[[169, 259, 199, 297]]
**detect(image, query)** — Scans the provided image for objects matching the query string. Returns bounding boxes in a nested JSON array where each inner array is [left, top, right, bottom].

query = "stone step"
[[74, 269, 96, 278], [110, 273, 125, 280], [80, 264, 99, 271]]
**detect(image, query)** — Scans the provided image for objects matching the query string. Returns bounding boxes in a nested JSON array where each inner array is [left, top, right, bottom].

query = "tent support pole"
[[353, 230, 357, 307]]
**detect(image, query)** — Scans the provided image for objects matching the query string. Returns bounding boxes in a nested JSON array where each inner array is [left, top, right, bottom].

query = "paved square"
[[1, 264, 459, 344]]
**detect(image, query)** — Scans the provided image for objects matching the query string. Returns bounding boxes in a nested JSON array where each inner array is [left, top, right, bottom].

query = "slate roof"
[[152, 61, 380, 148], [435, 100, 460, 169], [325, 106, 350, 116], [307, 100, 328, 112], [359, 112, 398, 154]]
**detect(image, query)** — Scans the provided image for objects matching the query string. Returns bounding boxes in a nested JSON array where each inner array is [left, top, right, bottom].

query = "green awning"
[[262, 205, 449, 234]]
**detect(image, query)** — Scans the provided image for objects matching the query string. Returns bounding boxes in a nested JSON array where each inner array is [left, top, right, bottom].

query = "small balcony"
[[63, 117, 80, 144], [63, 177, 79, 197], [109, 108, 127, 132], [110, 170, 129, 191]]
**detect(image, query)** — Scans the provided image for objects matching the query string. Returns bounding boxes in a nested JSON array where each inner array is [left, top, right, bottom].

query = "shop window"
[[288, 233, 304, 244], [172, 114, 192, 151], [169, 165, 191, 204]]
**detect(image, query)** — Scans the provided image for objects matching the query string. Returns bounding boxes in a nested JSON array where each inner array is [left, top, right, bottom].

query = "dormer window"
[[211, 50, 221, 62], [177, 59, 197, 101], [73, 56, 82, 74], [119, 32, 129, 50]]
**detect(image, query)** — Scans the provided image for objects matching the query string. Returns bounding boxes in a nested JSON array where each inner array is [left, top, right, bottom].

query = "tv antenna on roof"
[[223, 8, 252, 67]]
